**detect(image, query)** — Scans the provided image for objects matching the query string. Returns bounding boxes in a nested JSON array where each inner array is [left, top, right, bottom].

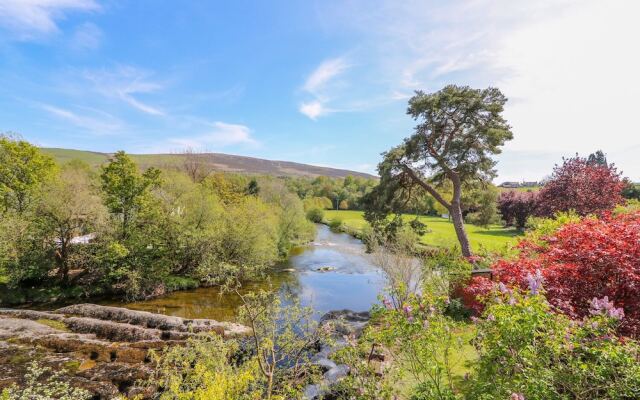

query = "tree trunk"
[[450, 177, 472, 257]]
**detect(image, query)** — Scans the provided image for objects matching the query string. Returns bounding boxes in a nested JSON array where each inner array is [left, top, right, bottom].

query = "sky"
[[0, 0, 638, 183]]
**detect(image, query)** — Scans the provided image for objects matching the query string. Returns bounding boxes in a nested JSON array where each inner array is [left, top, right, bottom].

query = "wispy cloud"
[[83, 65, 165, 116], [303, 57, 350, 93], [40, 103, 123, 134], [299, 57, 350, 120], [70, 21, 102, 50], [0, 0, 99, 39], [166, 121, 258, 151]]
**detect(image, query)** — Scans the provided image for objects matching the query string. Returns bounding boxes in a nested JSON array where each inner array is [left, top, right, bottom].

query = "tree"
[[622, 181, 640, 201], [465, 185, 500, 228], [365, 85, 513, 256], [181, 147, 211, 183], [587, 149, 608, 167], [36, 167, 107, 284], [246, 178, 260, 196], [498, 190, 539, 229], [100, 151, 161, 239], [536, 155, 625, 217], [0, 134, 55, 214]]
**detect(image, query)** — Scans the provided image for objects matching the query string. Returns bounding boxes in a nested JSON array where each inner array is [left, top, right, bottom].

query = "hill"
[[41, 148, 377, 180]]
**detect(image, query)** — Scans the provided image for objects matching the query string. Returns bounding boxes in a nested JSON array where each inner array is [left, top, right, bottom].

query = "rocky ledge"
[[0, 304, 249, 398]]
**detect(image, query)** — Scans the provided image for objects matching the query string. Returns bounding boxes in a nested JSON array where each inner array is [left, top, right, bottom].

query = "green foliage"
[[329, 217, 344, 231], [237, 290, 326, 399], [147, 335, 261, 400], [288, 175, 376, 211], [366, 85, 514, 257], [463, 185, 500, 228], [302, 196, 333, 211], [100, 151, 161, 239], [524, 210, 581, 243], [0, 134, 56, 214], [468, 289, 640, 399], [369, 293, 472, 400], [306, 207, 324, 223], [331, 337, 397, 399], [1, 361, 90, 400]]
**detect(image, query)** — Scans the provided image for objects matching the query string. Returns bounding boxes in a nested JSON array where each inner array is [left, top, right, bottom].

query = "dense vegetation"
[[0, 135, 314, 302]]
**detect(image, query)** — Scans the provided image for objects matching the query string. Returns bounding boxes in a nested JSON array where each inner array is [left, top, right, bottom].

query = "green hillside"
[[41, 147, 376, 179]]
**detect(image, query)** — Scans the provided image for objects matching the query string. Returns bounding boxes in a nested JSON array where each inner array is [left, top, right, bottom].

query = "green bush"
[[328, 217, 344, 231], [468, 288, 640, 399], [306, 208, 324, 223]]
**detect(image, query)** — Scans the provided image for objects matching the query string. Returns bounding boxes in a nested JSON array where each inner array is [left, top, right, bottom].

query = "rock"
[[316, 266, 336, 272], [324, 364, 349, 384], [56, 303, 249, 338], [0, 303, 251, 399], [303, 309, 372, 399]]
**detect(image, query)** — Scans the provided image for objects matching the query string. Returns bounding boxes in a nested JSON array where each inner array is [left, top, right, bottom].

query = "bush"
[[536, 155, 626, 217], [498, 190, 538, 229], [328, 217, 343, 231], [463, 211, 640, 337], [468, 288, 640, 399], [306, 207, 324, 223], [146, 335, 261, 399]]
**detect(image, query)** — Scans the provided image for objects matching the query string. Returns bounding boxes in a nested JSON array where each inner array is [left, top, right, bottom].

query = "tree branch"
[[400, 165, 451, 211]]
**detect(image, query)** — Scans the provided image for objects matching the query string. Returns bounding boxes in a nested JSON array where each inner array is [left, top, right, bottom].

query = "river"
[[106, 225, 386, 322]]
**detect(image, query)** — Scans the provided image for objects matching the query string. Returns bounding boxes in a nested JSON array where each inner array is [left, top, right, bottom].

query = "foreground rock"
[[304, 310, 372, 399], [0, 304, 250, 398]]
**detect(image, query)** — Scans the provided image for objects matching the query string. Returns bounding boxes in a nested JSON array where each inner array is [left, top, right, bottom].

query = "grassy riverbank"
[[324, 210, 521, 252]]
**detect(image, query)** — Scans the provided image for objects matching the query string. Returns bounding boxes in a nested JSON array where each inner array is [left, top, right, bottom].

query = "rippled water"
[[106, 225, 386, 321]]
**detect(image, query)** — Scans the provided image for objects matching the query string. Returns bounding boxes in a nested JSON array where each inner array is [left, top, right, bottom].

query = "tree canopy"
[[366, 85, 513, 255]]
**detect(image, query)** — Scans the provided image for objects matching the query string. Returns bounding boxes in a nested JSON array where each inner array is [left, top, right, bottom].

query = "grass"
[[324, 210, 521, 252]]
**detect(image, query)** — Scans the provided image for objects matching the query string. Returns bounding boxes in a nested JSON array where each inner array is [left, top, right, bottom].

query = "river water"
[[107, 225, 386, 322]]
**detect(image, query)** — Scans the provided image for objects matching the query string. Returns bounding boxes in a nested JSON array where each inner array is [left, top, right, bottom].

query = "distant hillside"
[[41, 148, 377, 180]]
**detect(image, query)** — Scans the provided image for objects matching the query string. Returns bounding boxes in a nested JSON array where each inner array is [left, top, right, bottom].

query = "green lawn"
[[324, 210, 521, 252]]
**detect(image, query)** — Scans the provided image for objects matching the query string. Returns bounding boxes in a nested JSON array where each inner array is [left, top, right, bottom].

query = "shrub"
[[306, 208, 324, 223], [463, 211, 640, 337], [146, 335, 262, 399], [536, 155, 626, 217], [328, 217, 343, 231], [468, 288, 640, 399], [497, 190, 538, 229]]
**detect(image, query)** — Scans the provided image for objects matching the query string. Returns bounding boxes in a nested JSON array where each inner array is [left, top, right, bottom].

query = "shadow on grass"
[[472, 227, 522, 238]]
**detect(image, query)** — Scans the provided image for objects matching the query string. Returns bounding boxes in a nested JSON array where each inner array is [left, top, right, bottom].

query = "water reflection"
[[107, 225, 385, 321]]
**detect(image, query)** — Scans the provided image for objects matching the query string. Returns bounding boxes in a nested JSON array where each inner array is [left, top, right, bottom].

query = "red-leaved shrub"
[[498, 190, 539, 229], [462, 211, 640, 336], [536, 156, 626, 217]]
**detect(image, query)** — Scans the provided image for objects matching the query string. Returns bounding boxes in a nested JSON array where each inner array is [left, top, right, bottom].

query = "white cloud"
[[83, 66, 165, 116], [299, 101, 328, 120], [0, 0, 99, 39], [299, 57, 350, 120], [317, 0, 640, 181], [41, 103, 123, 134], [167, 122, 257, 151], [70, 21, 102, 50], [303, 57, 350, 94]]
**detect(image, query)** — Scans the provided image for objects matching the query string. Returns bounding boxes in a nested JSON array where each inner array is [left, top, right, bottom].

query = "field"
[[324, 210, 521, 252]]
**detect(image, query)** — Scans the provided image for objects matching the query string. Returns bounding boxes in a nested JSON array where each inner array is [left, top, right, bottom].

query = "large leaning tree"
[[365, 85, 513, 256]]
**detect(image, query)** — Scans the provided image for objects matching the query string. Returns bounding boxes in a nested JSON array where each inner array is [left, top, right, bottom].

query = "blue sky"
[[0, 0, 638, 182]]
